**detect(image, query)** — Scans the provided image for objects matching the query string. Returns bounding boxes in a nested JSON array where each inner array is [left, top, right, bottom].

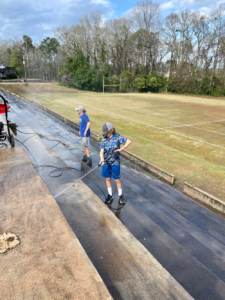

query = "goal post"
[[103, 76, 121, 93]]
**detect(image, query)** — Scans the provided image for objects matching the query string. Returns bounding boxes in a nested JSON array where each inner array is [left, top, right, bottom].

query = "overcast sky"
[[0, 0, 222, 43]]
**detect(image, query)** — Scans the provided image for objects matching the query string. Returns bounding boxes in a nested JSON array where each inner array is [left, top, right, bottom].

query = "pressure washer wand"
[[71, 165, 99, 187], [54, 165, 99, 199], [54, 151, 119, 199]]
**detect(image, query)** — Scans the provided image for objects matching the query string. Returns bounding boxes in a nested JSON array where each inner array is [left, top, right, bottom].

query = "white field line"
[[142, 94, 225, 106], [103, 108, 122, 110], [189, 126, 225, 136], [35, 93, 225, 137], [164, 119, 225, 129], [146, 114, 180, 124], [106, 105, 180, 111], [91, 118, 124, 130], [55, 95, 225, 151], [74, 96, 222, 130], [147, 104, 181, 107], [100, 102, 182, 124], [168, 123, 225, 136], [135, 110, 225, 138], [204, 110, 221, 119], [163, 119, 225, 137]]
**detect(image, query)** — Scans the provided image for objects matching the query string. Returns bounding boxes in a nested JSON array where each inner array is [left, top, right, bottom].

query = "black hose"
[[15, 138, 79, 178], [10, 126, 66, 147], [51, 142, 60, 149], [22, 134, 36, 144], [15, 137, 127, 212], [15, 138, 38, 165], [32, 164, 80, 178], [0, 143, 7, 148]]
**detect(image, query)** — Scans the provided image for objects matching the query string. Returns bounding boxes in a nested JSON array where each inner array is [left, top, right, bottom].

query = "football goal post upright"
[[103, 76, 121, 93]]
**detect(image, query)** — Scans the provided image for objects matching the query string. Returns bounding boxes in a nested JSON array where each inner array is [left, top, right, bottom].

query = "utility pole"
[[23, 55, 27, 86]]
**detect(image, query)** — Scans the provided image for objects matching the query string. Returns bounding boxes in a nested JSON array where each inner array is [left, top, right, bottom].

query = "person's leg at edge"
[[106, 177, 112, 195], [111, 165, 122, 196], [105, 177, 114, 203], [113, 166, 125, 203], [83, 145, 92, 166], [101, 165, 113, 203], [115, 179, 122, 195], [83, 146, 90, 158]]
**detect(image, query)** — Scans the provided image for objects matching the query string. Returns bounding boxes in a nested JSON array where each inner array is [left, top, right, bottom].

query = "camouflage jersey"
[[100, 133, 127, 166]]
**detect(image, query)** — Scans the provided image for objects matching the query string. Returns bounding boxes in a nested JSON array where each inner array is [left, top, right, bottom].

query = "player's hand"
[[115, 149, 122, 152], [99, 160, 104, 166], [84, 131, 87, 137]]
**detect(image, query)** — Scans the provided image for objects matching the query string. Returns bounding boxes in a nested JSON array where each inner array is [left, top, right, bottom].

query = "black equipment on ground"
[[0, 95, 16, 147]]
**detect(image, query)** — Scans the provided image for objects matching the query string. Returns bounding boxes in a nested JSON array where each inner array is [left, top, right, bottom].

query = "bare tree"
[[131, 0, 162, 74]]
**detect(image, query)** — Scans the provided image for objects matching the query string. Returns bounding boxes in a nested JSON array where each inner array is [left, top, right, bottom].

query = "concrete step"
[[12, 106, 225, 300], [6, 105, 193, 300], [87, 149, 225, 260], [40, 133, 225, 295], [64, 133, 225, 247], [5, 90, 225, 299], [0, 147, 112, 300], [32, 122, 225, 258]]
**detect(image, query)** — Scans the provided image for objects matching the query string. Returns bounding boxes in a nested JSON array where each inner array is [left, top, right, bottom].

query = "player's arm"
[[84, 121, 91, 137], [115, 138, 131, 152], [99, 148, 105, 165]]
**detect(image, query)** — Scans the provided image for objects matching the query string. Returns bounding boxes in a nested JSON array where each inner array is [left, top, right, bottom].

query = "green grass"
[[1, 82, 225, 201], [36, 96, 52, 103]]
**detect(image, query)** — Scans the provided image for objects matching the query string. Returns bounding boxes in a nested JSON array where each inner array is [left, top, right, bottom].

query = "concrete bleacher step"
[[5, 108, 193, 300], [10, 103, 225, 296], [36, 132, 225, 298], [120, 169, 225, 246], [0, 146, 112, 300], [58, 131, 225, 247], [5, 90, 225, 299]]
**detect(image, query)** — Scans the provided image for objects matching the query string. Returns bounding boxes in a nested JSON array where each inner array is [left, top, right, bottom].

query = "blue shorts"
[[101, 164, 121, 179]]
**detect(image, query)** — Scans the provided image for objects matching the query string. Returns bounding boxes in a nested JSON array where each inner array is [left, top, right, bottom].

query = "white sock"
[[118, 189, 122, 196], [108, 187, 112, 196]]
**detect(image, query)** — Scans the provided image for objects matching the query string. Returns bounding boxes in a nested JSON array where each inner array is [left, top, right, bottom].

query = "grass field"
[[1, 82, 225, 201]]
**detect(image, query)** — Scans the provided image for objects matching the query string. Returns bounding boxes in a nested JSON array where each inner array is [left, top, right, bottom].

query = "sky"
[[0, 0, 222, 43]]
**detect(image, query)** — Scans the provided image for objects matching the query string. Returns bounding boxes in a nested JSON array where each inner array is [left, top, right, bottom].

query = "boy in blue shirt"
[[76, 105, 92, 166], [99, 122, 131, 204]]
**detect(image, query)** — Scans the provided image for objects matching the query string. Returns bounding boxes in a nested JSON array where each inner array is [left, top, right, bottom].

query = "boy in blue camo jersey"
[[99, 122, 131, 204]]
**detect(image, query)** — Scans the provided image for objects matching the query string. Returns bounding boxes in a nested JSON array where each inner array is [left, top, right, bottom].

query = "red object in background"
[[0, 104, 10, 114]]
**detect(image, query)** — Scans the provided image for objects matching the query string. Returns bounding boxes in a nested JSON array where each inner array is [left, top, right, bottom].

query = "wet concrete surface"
[[3, 90, 225, 298], [35, 135, 225, 298], [2, 102, 195, 299], [0, 147, 112, 300], [38, 125, 225, 256]]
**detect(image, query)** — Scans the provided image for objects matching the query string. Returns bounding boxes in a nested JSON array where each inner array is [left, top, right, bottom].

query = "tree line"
[[0, 35, 60, 80], [1, 1, 225, 96]]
